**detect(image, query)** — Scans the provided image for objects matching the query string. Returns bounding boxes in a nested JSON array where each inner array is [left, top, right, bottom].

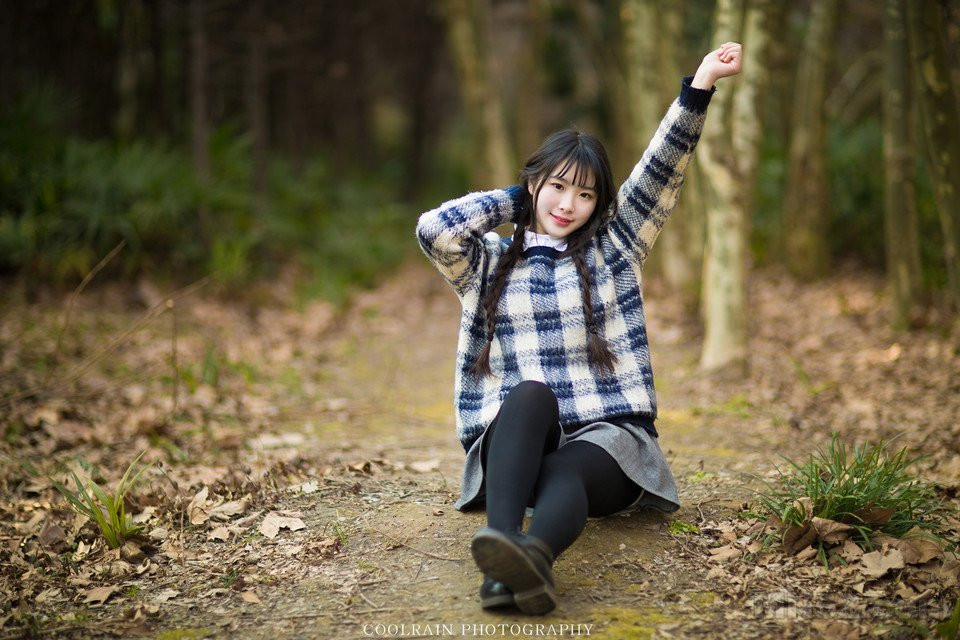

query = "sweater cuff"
[[680, 75, 715, 113], [504, 184, 525, 201]]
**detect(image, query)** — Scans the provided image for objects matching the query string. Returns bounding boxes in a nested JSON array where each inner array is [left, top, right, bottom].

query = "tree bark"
[[515, 0, 548, 160], [189, 0, 210, 232], [246, 0, 269, 208], [117, 0, 145, 141], [907, 0, 960, 311], [443, 0, 514, 189], [572, 0, 633, 181], [699, 0, 746, 373], [699, 0, 771, 374], [621, 0, 665, 153], [653, 2, 708, 303], [782, 0, 839, 281], [883, 0, 923, 327]]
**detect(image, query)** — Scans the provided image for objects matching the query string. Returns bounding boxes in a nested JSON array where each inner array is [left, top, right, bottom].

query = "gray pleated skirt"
[[453, 419, 680, 515]]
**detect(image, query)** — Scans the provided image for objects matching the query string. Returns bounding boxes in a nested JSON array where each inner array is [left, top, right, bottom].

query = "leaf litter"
[[0, 262, 957, 638]]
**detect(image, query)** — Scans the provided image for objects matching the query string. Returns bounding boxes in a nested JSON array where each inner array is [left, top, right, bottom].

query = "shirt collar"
[[523, 230, 568, 252]]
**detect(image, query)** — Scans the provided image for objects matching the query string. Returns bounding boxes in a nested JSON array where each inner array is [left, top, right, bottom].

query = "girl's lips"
[[550, 213, 572, 226]]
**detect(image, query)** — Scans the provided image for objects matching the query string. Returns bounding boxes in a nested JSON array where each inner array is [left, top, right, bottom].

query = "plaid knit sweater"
[[417, 77, 714, 453]]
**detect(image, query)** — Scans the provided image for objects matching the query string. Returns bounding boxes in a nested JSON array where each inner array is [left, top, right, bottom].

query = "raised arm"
[[415, 185, 525, 296], [606, 42, 742, 266]]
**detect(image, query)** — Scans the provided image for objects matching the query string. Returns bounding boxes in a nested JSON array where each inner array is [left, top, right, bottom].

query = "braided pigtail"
[[470, 223, 526, 377], [572, 248, 618, 375]]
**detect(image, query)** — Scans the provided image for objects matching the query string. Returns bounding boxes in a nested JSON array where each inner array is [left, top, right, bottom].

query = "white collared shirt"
[[523, 230, 568, 252]]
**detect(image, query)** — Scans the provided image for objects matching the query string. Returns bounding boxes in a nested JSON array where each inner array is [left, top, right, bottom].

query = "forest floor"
[[1, 258, 959, 640]]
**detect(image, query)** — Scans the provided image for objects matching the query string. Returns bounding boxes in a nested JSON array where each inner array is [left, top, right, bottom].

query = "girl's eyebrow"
[[548, 175, 597, 192]]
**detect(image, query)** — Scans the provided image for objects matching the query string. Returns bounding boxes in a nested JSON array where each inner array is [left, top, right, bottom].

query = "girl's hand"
[[691, 42, 742, 90]]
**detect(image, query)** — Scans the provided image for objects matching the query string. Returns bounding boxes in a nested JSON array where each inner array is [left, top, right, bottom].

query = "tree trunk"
[[907, 0, 960, 310], [732, 0, 770, 239], [572, 0, 633, 181], [515, 0, 548, 160], [246, 0, 269, 208], [621, 0, 665, 153], [782, 0, 839, 281], [699, 0, 771, 374], [699, 0, 746, 373], [117, 0, 145, 141], [189, 0, 210, 232], [443, 0, 514, 189], [650, 2, 707, 303], [883, 0, 923, 327]]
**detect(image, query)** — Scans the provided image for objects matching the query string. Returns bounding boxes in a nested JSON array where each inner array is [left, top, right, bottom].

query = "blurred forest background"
[[1, 0, 959, 336], [4, 3, 960, 634]]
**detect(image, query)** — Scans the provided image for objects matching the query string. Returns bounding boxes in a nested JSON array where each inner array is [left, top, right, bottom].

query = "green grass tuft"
[[756, 433, 953, 549], [51, 450, 151, 549]]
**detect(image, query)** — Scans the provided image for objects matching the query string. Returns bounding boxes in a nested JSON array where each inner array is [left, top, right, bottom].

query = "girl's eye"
[[551, 182, 563, 190], [580, 192, 593, 200]]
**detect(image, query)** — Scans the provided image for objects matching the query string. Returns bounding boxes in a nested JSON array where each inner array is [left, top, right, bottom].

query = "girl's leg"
[[481, 380, 561, 535], [526, 441, 642, 557]]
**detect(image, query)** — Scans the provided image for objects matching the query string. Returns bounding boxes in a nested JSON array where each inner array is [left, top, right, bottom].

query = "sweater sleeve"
[[415, 185, 526, 297], [605, 76, 715, 266]]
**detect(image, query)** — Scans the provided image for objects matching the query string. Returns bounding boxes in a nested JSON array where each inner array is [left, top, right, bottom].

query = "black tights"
[[480, 381, 642, 558]]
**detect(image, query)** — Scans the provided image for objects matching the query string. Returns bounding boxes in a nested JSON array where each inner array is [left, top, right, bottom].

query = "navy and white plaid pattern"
[[417, 77, 713, 453]]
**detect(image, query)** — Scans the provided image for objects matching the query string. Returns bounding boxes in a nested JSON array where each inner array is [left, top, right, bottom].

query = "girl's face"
[[528, 163, 598, 239]]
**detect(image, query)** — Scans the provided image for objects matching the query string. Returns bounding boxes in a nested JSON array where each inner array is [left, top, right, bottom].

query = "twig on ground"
[[696, 498, 721, 524], [344, 607, 430, 615], [170, 299, 179, 412], [358, 591, 380, 608], [54, 240, 126, 360], [0, 275, 211, 408], [373, 528, 463, 562]]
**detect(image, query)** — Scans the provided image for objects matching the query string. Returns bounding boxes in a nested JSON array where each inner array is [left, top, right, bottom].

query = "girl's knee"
[[536, 455, 584, 494], [504, 380, 558, 411]]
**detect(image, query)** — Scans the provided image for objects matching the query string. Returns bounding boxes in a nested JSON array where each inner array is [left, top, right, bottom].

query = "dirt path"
[[3, 259, 958, 639], [140, 261, 956, 639], [143, 261, 767, 639]]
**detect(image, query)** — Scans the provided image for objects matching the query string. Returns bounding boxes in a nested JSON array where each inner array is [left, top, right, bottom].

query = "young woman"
[[416, 43, 742, 615]]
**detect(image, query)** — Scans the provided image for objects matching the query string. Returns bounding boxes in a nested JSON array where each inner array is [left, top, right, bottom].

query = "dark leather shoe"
[[480, 576, 514, 609], [471, 527, 556, 615]]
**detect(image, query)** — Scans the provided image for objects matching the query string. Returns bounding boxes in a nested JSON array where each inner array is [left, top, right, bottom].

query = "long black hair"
[[471, 130, 619, 377]]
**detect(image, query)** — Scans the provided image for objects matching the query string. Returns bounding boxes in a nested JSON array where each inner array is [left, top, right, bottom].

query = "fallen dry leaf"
[[82, 585, 118, 605], [120, 541, 145, 564], [259, 511, 306, 539], [187, 486, 213, 525], [812, 517, 853, 544], [209, 493, 252, 521], [124, 602, 160, 622], [794, 546, 819, 563], [208, 526, 230, 542], [783, 522, 817, 555], [887, 528, 944, 565], [409, 459, 440, 473], [241, 590, 261, 604], [347, 460, 373, 475], [852, 506, 895, 525], [839, 539, 864, 562], [38, 521, 67, 548], [810, 619, 859, 640], [153, 588, 179, 603], [148, 527, 169, 541], [708, 544, 742, 562], [860, 547, 905, 578]]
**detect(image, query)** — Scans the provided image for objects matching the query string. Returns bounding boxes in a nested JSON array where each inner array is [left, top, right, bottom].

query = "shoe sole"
[[480, 592, 515, 610], [471, 529, 556, 615]]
